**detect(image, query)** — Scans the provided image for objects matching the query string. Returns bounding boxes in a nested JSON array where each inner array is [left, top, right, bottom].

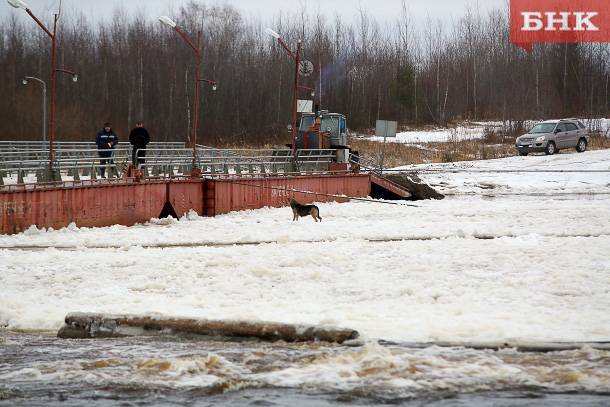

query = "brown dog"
[[289, 198, 322, 222]]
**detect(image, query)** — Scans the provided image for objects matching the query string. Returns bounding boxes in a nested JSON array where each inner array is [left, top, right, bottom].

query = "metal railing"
[[349, 152, 381, 173], [137, 148, 337, 176], [0, 148, 133, 183], [0, 144, 339, 186], [0, 141, 185, 152]]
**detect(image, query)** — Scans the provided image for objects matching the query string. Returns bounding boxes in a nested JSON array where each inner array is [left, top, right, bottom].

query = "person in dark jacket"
[[129, 121, 150, 168], [95, 122, 119, 177]]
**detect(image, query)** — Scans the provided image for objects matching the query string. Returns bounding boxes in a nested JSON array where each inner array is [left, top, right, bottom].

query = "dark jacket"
[[129, 127, 150, 148], [96, 129, 119, 156]]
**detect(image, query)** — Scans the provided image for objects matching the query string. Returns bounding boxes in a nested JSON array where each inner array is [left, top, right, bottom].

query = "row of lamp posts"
[[9, 0, 311, 177], [8, 0, 77, 181]]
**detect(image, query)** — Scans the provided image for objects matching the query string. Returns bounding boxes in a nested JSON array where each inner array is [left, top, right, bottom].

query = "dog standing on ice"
[[289, 198, 322, 222]]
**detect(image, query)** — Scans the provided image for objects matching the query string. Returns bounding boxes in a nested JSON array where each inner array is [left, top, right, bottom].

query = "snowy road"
[[401, 148, 610, 195]]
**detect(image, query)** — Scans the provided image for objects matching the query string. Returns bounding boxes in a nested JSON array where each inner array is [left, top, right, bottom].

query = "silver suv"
[[515, 119, 590, 156]]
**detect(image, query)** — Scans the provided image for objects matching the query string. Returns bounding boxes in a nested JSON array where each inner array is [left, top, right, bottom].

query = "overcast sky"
[[2, 0, 507, 26]]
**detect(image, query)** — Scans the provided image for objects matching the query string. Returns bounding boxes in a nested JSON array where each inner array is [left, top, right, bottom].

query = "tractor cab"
[[296, 111, 348, 150]]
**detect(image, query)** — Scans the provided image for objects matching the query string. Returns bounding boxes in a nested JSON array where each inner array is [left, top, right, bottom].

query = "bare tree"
[[1, 2, 609, 143]]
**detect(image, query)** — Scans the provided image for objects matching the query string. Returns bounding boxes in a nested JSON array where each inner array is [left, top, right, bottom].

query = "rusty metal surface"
[[167, 180, 205, 217], [0, 174, 372, 235], [209, 174, 371, 216], [203, 179, 215, 217], [370, 173, 412, 198], [0, 182, 167, 234], [329, 163, 350, 172]]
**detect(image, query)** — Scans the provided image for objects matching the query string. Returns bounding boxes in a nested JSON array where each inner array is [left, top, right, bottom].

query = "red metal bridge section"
[[206, 174, 370, 216], [0, 181, 168, 234], [0, 174, 375, 235], [370, 173, 412, 199]]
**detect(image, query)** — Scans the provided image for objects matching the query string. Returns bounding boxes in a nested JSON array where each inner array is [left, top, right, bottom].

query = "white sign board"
[[375, 120, 398, 138], [297, 100, 313, 113]]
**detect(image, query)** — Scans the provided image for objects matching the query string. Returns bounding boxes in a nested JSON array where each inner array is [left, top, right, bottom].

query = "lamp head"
[[72, 74, 78, 82], [265, 28, 280, 39], [212, 83, 217, 91], [22, 78, 28, 85], [158, 16, 177, 28], [7, 0, 28, 9], [310, 91, 315, 97]]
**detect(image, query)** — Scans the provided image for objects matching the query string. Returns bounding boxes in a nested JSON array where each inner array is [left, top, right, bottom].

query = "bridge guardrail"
[[0, 145, 339, 186]]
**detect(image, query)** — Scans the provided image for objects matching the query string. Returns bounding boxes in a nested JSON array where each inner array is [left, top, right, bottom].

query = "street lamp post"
[[159, 16, 216, 172], [265, 28, 304, 158], [198, 78, 217, 91], [7, 0, 78, 179], [22, 76, 47, 143]]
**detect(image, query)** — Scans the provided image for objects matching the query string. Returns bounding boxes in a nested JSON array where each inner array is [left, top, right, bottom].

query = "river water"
[[2, 191, 610, 405], [1, 331, 609, 406]]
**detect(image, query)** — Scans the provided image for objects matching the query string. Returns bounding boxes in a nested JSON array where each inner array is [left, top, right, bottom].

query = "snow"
[[361, 118, 610, 144], [585, 118, 610, 135], [397, 148, 610, 195], [365, 125, 486, 144], [1, 150, 609, 344]]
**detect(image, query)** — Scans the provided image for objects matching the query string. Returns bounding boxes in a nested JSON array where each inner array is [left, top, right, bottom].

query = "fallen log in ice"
[[57, 312, 359, 343]]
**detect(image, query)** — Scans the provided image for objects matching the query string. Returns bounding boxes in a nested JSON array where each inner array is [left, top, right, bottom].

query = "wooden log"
[[57, 312, 359, 344]]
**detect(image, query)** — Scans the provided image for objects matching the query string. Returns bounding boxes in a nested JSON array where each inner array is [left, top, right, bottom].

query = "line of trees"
[[1, 1, 608, 144]]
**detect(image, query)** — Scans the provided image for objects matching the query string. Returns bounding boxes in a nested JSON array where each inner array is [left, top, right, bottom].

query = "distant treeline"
[[1, 1, 609, 144]]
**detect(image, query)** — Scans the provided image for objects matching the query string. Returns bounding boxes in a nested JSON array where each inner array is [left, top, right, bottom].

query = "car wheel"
[[518, 151, 528, 156], [544, 142, 556, 155], [576, 138, 587, 153]]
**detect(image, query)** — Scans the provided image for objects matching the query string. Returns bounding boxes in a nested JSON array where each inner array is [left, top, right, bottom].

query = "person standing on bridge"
[[95, 122, 119, 178], [129, 121, 150, 168]]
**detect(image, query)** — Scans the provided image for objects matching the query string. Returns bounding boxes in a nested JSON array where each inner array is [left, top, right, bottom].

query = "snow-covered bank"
[[397, 148, 610, 195], [363, 125, 485, 144], [361, 118, 610, 144]]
